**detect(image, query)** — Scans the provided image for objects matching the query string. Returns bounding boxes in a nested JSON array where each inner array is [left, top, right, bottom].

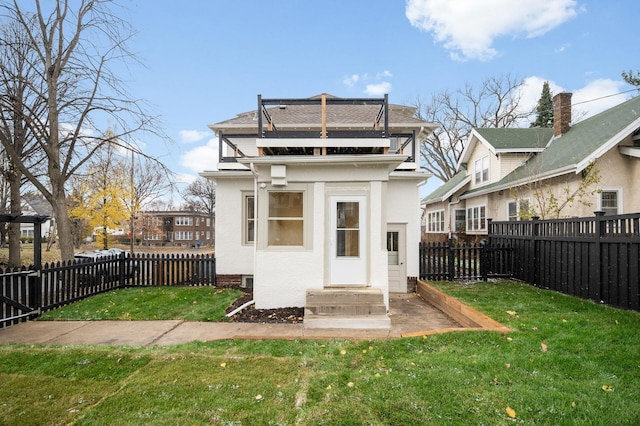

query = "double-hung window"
[[174, 231, 192, 240], [467, 205, 486, 232], [175, 217, 193, 226], [427, 210, 445, 233], [268, 191, 303, 246], [474, 156, 489, 184], [508, 199, 530, 221], [244, 194, 255, 244], [454, 209, 466, 232], [600, 190, 620, 215]]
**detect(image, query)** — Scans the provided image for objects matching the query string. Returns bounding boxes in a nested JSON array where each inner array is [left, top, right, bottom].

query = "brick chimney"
[[553, 92, 572, 136]]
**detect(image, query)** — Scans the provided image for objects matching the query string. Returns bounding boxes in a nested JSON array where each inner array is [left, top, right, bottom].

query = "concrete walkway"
[[0, 293, 465, 347]]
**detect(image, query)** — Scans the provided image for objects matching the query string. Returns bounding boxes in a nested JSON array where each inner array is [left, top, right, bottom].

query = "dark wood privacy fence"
[[0, 253, 216, 328], [489, 213, 640, 311], [419, 240, 513, 281]]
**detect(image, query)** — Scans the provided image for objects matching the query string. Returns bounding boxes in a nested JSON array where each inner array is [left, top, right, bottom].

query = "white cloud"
[[405, 0, 578, 61], [376, 70, 393, 79], [365, 82, 392, 96], [554, 42, 571, 53], [520, 76, 564, 111], [343, 74, 360, 86], [174, 172, 199, 185], [517, 76, 630, 126], [179, 137, 219, 173], [572, 79, 630, 121], [179, 129, 211, 144]]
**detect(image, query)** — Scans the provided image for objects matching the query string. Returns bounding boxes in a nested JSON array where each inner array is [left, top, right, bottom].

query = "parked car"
[[74, 248, 138, 285]]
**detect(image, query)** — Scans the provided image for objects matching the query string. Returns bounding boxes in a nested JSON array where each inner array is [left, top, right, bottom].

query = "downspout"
[[248, 162, 259, 306], [228, 162, 260, 318], [447, 199, 461, 239]]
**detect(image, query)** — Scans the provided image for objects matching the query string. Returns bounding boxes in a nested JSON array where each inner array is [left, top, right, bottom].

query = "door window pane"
[[387, 231, 399, 265], [336, 202, 359, 256]]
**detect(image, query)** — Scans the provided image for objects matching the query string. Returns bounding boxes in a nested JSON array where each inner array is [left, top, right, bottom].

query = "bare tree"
[[415, 74, 533, 182], [510, 161, 601, 219], [122, 154, 172, 253], [0, 0, 163, 261], [182, 178, 215, 246], [0, 15, 46, 266]]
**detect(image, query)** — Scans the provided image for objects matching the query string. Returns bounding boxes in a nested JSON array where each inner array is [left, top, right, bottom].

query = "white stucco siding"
[[213, 176, 255, 275], [253, 182, 325, 309], [254, 250, 324, 308], [387, 179, 422, 278], [369, 180, 390, 307]]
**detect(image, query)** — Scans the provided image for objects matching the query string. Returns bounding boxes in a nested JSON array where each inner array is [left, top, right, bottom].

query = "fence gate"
[[0, 214, 49, 328], [419, 240, 513, 281]]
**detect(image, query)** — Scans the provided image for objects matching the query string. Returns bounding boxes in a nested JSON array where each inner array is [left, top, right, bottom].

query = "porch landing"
[[303, 288, 391, 330]]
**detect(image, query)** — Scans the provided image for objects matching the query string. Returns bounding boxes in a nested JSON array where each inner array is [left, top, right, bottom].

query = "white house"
[[21, 193, 55, 239], [202, 94, 435, 328]]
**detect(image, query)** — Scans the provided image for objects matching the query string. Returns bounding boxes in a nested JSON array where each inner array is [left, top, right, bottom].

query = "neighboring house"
[[21, 193, 55, 239], [136, 210, 214, 247], [202, 94, 435, 327], [423, 93, 640, 239]]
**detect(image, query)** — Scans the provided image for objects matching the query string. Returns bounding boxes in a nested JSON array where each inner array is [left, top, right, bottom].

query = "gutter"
[[458, 164, 576, 200]]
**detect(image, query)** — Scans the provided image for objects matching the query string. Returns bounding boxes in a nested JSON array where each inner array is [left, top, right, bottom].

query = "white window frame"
[[598, 188, 622, 216], [267, 191, 304, 246], [454, 209, 466, 232], [466, 205, 487, 232], [175, 216, 193, 226], [474, 155, 489, 184], [507, 198, 530, 221], [243, 193, 255, 245], [174, 231, 193, 240], [426, 210, 445, 233]]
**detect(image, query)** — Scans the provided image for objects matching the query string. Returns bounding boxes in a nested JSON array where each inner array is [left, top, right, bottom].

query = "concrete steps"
[[304, 288, 391, 330]]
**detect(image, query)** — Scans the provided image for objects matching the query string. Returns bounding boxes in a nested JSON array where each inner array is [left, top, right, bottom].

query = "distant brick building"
[[136, 210, 214, 247]]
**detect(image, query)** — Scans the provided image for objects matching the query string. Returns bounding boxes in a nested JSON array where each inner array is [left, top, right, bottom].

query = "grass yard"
[[38, 287, 243, 321], [1, 281, 639, 425]]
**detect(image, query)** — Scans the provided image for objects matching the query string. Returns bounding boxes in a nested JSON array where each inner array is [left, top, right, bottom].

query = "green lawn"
[[38, 287, 243, 321], [1, 281, 639, 425]]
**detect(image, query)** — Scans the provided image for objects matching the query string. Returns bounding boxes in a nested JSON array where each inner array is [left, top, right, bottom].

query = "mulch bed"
[[225, 290, 304, 324]]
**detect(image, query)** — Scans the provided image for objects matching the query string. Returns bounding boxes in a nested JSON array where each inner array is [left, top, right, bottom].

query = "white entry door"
[[387, 224, 407, 292], [329, 195, 367, 285]]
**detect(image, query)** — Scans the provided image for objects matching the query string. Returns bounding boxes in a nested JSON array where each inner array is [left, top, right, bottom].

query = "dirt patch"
[[226, 291, 304, 324]]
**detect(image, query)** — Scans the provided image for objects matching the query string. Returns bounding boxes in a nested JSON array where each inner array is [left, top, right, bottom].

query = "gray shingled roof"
[[210, 94, 430, 129]]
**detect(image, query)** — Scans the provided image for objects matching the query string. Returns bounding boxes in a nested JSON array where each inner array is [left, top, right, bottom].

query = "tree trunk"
[[49, 186, 74, 261], [8, 172, 21, 267]]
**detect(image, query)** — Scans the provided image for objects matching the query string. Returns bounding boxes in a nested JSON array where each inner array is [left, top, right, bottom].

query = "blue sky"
[[121, 0, 639, 197]]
